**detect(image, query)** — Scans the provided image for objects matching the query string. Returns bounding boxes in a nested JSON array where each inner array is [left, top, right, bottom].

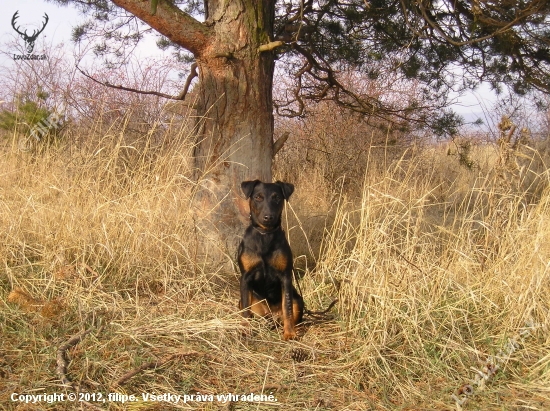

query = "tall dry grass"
[[1, 108, 550, 410]]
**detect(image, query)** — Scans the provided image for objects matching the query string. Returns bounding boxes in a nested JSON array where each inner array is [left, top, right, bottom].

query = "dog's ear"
[[275, 181, 294, 200], [241, 180, 261, 199]]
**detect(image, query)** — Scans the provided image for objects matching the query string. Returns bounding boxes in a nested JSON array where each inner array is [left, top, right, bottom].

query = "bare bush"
[[273, 101, 416, 195], [1, 36, 193, 153]]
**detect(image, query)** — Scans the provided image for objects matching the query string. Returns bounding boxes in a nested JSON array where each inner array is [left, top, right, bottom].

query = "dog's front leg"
[[240, 273, 254, 318], [282, 275, 297, 340], [238, 247, 263, 318]]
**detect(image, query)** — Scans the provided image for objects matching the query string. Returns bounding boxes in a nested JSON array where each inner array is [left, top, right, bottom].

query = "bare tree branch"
[[404, 0, 548, 47], [76, 64, 198, 101], [176, 62, 198, 100], [259, 41, 284, 53]]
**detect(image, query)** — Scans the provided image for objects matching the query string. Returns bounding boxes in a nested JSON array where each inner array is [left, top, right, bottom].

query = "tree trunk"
[[109, 0, 277, 258], [192, 0, 276, 256]]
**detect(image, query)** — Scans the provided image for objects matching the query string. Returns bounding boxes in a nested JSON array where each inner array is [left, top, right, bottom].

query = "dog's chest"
[[257, 231, 289, 260]]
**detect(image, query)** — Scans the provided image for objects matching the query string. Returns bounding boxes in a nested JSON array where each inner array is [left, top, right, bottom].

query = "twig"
[[176, 62, 198, 100], [76, 64, 197, 101], [111, 351, 199, 388], [295, 62, 312, 78], [274, 74, 305, 117], [56, 328, 94, 386], [391, 245, 424, 277]]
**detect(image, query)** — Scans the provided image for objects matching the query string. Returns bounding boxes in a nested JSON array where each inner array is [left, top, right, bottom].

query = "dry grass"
[[1, 114, 550, 411]]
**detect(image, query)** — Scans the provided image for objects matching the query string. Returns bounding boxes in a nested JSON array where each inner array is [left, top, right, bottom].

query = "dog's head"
[[241, 180, 294, 229]]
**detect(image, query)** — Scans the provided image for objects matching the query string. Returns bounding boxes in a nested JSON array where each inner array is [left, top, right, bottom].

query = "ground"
[[1, 117, 550, 410]]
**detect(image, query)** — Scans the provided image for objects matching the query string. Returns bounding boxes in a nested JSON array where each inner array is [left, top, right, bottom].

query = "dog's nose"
[[263, 215, 274, 223]]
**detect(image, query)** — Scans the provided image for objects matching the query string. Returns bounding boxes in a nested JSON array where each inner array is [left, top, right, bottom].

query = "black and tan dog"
[[237, 180, 304, 340]]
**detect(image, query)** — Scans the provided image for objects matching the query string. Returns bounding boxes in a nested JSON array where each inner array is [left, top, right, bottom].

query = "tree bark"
[[110, 0, 277, 257], [192, 0, 276, 255]]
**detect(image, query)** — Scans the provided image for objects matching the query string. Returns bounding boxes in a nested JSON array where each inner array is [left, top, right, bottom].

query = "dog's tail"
[[292, 270, 338, 319], [304, 298, 338, 319]]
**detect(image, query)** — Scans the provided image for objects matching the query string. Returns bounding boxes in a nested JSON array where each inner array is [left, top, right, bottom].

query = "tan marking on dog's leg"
[[249, 293, 271, 317], [282, 292, 297, 340], [292, 299, 302, 324]]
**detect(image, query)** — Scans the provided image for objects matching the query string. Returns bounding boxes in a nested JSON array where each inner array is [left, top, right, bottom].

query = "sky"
[[1, 0, 495, 124]]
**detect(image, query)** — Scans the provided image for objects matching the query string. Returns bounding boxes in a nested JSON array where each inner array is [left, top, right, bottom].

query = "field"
[[1, 110, 550, 410]]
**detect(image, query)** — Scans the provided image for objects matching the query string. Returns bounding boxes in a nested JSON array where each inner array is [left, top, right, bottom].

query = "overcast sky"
[[1, 0, 494, 124]]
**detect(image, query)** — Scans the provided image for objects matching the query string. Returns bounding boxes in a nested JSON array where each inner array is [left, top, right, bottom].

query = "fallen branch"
[[56, 328, 94, 386], [111, 351, 199, 388]]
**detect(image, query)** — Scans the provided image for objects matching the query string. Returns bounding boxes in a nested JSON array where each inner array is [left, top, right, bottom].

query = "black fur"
[[237, 180, 303, 340]]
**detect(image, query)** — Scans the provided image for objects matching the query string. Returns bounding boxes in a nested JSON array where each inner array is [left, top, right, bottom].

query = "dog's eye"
[[272, 195, 281, 203], [254, 194, 264, 201]]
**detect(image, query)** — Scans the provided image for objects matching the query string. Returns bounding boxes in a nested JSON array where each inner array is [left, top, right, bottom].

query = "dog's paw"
[[283, 330, 297, 340], [239, 319, 254, 338]]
